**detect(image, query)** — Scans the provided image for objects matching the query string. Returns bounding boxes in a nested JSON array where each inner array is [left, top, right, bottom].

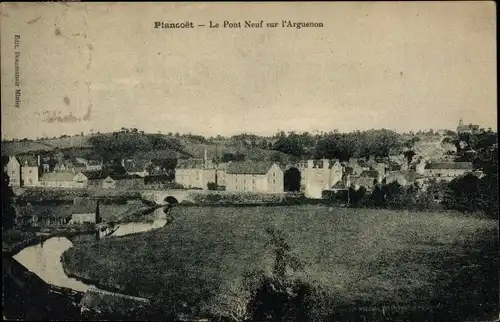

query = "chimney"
[[204, 147, 208, 168], [37, 155, 41, 167]]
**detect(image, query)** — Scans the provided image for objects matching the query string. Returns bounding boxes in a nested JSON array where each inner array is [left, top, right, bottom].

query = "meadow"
[[62, 205, 499, 321]]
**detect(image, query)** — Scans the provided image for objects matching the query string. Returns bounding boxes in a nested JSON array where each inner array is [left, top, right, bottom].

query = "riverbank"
[[60, 205, 499, 321], [2, 229, 95, 257], [3, 203, 167, 319]]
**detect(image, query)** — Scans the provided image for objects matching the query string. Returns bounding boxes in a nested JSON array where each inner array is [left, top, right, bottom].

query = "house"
[[424, 162, 474, 182], [344, 158, 364, 175], [122, 159, 150, 177], [114, 175, 145, 189], [299, 159, 344, 199], [4, 155, 42, 187], [175, 158, 217, 190], [415, 158, 427, 175], [5, 156, 21, 187], [86, 160, 103, 171], [457, 119, 480, 134], [73, 161, 88, 173], [68, 198, 100, 225], [385, 170, 424, 187], [39, 172, 78, 188], [73, 172, 90, 188], [373, 162, 387, 181], [102, 176, 117, 189], [348, 170, 379, 191], [80, 171, 106, 188], [101, 175, 144, 189], [20, 155, 41, 187], [225, 161, 284, 193], [330, 180, 348, 192]]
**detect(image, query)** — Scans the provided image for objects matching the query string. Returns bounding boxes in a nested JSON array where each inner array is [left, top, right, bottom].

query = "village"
[[3, 120, 485, 202]]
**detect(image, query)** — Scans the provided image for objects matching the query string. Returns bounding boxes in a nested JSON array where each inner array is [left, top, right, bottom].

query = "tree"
[[403, 150, 416, 167], [269, 152, 284, 164], [247, 228, 328, 321], [444, 174, 482, 213], [221, 153, 235, 163], [233, 152, 246, 162], [103, 159, 127, 176], [2, 173, 16, 230]]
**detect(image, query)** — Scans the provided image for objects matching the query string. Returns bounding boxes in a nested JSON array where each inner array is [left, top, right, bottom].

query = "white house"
[[225, 161, 284, 193], [298, 159, 344, 199]]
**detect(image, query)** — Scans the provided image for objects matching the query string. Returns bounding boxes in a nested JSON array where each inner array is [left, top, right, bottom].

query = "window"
[[29, 170, 32, 174], [273, 179, 275, 184], [273, 172, 276, 177], [252, 179, 255, 184]]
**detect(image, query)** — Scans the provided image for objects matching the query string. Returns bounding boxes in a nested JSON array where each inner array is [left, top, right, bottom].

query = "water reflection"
[[110, 207, 167, 237], [12, 207, 169, 293], [13, 237, 91, 292]]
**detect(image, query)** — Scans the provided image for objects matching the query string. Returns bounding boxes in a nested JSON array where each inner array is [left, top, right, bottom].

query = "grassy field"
[[62, 205, 498, 321]]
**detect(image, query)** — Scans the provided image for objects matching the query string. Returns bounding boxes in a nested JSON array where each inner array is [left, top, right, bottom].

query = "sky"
[[1, 2, 497, 140]]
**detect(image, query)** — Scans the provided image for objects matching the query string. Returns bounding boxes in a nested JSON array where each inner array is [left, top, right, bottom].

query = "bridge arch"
[[164, 196, 179, 205]]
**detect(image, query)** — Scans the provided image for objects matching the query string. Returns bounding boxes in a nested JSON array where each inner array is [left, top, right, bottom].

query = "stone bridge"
[[141, 189, 196, 205]]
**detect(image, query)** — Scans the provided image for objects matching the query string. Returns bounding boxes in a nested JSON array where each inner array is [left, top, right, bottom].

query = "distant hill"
[[1, 136, 93, 156], [1, 132, 292, 164], [1, 133, 188, 160]]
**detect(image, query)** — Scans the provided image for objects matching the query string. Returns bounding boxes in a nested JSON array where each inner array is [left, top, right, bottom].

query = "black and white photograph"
[[1, 2, 498, 321]]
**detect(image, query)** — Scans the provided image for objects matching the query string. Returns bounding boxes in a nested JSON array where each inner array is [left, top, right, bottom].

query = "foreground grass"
[[62, 205, 498, 320]]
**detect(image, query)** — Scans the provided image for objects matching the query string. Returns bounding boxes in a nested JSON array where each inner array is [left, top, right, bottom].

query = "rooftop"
[[80, 171, 106, 180], [331, 181, 347, 189], [425, 162, 473, 170], [123, 160, 147, 172], [387, 170, 424, 182], [360, 170, 379, 178], [227, 161, 276, 175], [17, 155, 38, 167], [177, 159, 205, 169], [40, 172, 75, 181]]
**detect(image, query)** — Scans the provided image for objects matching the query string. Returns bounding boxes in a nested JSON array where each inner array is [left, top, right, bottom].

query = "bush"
[[207, 182, 218, 191], [2, 230, 36, 247], [189, 192, 287, 204]]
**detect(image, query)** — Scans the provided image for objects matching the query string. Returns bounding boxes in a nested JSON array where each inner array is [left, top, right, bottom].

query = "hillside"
[[2, 133, 189, 160], [412, 135, 456, 161], [1, 132, 291, 163], [1, 135, 93, 156]]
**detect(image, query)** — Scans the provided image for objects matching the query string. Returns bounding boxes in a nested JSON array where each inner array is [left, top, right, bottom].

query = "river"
[[13, 207, 168, 293]]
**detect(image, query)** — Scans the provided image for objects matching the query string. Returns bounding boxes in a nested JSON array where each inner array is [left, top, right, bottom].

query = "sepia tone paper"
[[1, 2, 498, 321], [0, 2, 496, 139]]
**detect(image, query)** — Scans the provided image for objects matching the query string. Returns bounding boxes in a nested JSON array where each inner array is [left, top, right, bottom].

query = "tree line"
[[270, 129, 403, 161]]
